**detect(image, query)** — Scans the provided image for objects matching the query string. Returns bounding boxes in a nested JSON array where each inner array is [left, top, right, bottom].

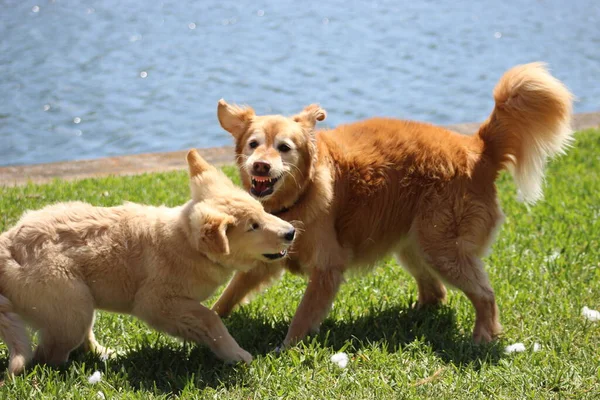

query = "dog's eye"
[[249, 140, 259, 149], [277, 143, 291, 153], [249, 222, 260, 231]]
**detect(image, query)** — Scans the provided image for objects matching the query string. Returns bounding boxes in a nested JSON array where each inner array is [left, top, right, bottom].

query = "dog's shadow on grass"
[[101, 343, 249, 394], [320, 304, 506, 367], [225, 302, 505, 368], [114, 304, 503, 393], [6, 304, 504, 394]]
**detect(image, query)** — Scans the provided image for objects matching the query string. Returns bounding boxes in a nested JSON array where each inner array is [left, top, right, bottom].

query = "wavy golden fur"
[[214, 63, 573, 346], [0, 150, 294, 376]]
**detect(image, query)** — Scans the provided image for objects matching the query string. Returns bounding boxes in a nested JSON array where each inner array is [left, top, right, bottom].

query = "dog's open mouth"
[[262, 249, 287, 260], [251, 176, 278, 197]]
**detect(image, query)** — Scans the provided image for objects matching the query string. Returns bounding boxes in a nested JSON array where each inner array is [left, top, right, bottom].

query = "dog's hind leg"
[[213, 265, 284, 317], [415, 208, 502, 343], [32, 284, 95, 366], [395, 243, 447, 307], [423, 251, 501, 343], [34, 314, 93, 366]]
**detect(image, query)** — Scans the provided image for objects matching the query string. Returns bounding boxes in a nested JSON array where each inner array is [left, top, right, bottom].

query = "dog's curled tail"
[[477, 62, 574, 203], [0, 293, 31, 376]]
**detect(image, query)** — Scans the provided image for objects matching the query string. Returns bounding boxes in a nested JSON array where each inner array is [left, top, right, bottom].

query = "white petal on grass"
[[504, 343, 526, 353], [330, 352, 349, 368], [97, 391, 106, 399], [533, 343, 541, 352], [88, 370, 102, 384], [582, 306, 600, 322], [544, 250, 561, 263]]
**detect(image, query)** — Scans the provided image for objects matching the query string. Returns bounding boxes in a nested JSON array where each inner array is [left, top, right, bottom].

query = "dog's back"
[[314, 118, 487, 267]]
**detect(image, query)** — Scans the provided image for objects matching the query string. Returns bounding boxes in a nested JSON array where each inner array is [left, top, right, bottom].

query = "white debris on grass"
[[533, 342, 541, 352], [97, 391, 106, 399], [330, 352, 349, 368], [582, 306, 600, 322], [88, 370, 102, 384], [504, 343, 526, 354]]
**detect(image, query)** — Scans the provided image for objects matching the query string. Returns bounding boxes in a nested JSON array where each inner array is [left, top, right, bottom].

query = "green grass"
[[1, 130, 599, 399]]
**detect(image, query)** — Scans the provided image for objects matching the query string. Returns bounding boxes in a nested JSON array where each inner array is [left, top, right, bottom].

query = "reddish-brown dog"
[[213, 63, 573, 346]]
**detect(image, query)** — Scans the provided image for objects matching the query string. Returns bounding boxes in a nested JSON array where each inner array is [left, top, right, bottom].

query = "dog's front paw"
[[273, 344, 286, 354], [211, 301, 233, 318]]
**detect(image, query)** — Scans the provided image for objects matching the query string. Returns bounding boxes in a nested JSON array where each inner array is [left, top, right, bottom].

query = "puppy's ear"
[[187, 149, 218, 200], [217, 99, 255, 139], [186, 149, 214, 177], [293, 104, 327, 130], [191, 205, 235, 255]]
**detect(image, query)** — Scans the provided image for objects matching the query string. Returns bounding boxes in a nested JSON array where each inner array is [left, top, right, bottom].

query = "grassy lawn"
[[0, 129, 599, 399]]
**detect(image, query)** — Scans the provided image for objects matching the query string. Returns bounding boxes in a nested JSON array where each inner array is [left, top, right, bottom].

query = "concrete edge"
[[2, 112, 599, 186]]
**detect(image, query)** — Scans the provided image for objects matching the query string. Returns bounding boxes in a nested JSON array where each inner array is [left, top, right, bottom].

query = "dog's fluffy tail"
[[0, 268, 31, 375], [477, 62, 574, 203], [0, 294, 31, 376]]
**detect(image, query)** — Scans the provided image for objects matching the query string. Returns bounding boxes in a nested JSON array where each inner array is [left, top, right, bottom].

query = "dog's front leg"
[[135, 297, 252, 364], [283, 266, 344, 347], [212, 264, 283, 317]]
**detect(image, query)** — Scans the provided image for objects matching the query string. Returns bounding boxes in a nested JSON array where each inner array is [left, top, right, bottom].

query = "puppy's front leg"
[[136, 297, 252, 364], [283, 266, 344, 347]]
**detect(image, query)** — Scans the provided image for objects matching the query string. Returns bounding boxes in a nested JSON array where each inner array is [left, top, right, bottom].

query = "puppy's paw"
[[224, 348, 253, 365], [99, 348, 123, 361]]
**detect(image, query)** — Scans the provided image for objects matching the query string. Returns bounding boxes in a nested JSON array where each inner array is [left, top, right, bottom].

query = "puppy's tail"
[[476, 62, 574, 203], [0, 293, 31, 376]]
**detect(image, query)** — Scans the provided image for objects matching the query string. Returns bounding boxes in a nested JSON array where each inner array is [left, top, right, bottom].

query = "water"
[[1, 0, 599, 166]]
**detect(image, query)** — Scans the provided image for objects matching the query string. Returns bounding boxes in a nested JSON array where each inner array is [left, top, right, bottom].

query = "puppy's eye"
[[249, 222, 260, 231], [249, 140, 259, 149], [277, 143, 291, 153]]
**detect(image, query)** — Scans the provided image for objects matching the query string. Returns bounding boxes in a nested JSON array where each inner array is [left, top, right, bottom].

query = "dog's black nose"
[[284, 229, 296, 242], [253, 161, 271, 175]]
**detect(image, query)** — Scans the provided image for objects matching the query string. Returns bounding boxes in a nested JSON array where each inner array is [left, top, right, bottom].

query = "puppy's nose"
[[252, 161, 271, 175], [284, 228, 296, 242]]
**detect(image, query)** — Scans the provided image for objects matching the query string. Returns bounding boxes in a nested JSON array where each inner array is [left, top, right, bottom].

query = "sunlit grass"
[[1, 130, 599, 399]]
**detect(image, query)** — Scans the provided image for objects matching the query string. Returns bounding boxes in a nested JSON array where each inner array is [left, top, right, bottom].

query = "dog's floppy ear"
[[191, 204, 235, 255], [217, 99, 255, 139], [293, 104, 327, 130]]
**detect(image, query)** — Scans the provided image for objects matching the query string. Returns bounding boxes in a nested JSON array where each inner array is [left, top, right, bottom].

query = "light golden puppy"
[[213, 63, 573, 347], [0, 150, 295, 376]]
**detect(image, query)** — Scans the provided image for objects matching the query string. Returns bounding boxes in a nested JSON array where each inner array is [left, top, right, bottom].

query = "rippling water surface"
[[1, 0, 599, 166]]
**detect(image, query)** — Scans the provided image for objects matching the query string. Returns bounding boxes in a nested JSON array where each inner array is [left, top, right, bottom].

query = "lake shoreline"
[[2, 111, 599, 186]]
